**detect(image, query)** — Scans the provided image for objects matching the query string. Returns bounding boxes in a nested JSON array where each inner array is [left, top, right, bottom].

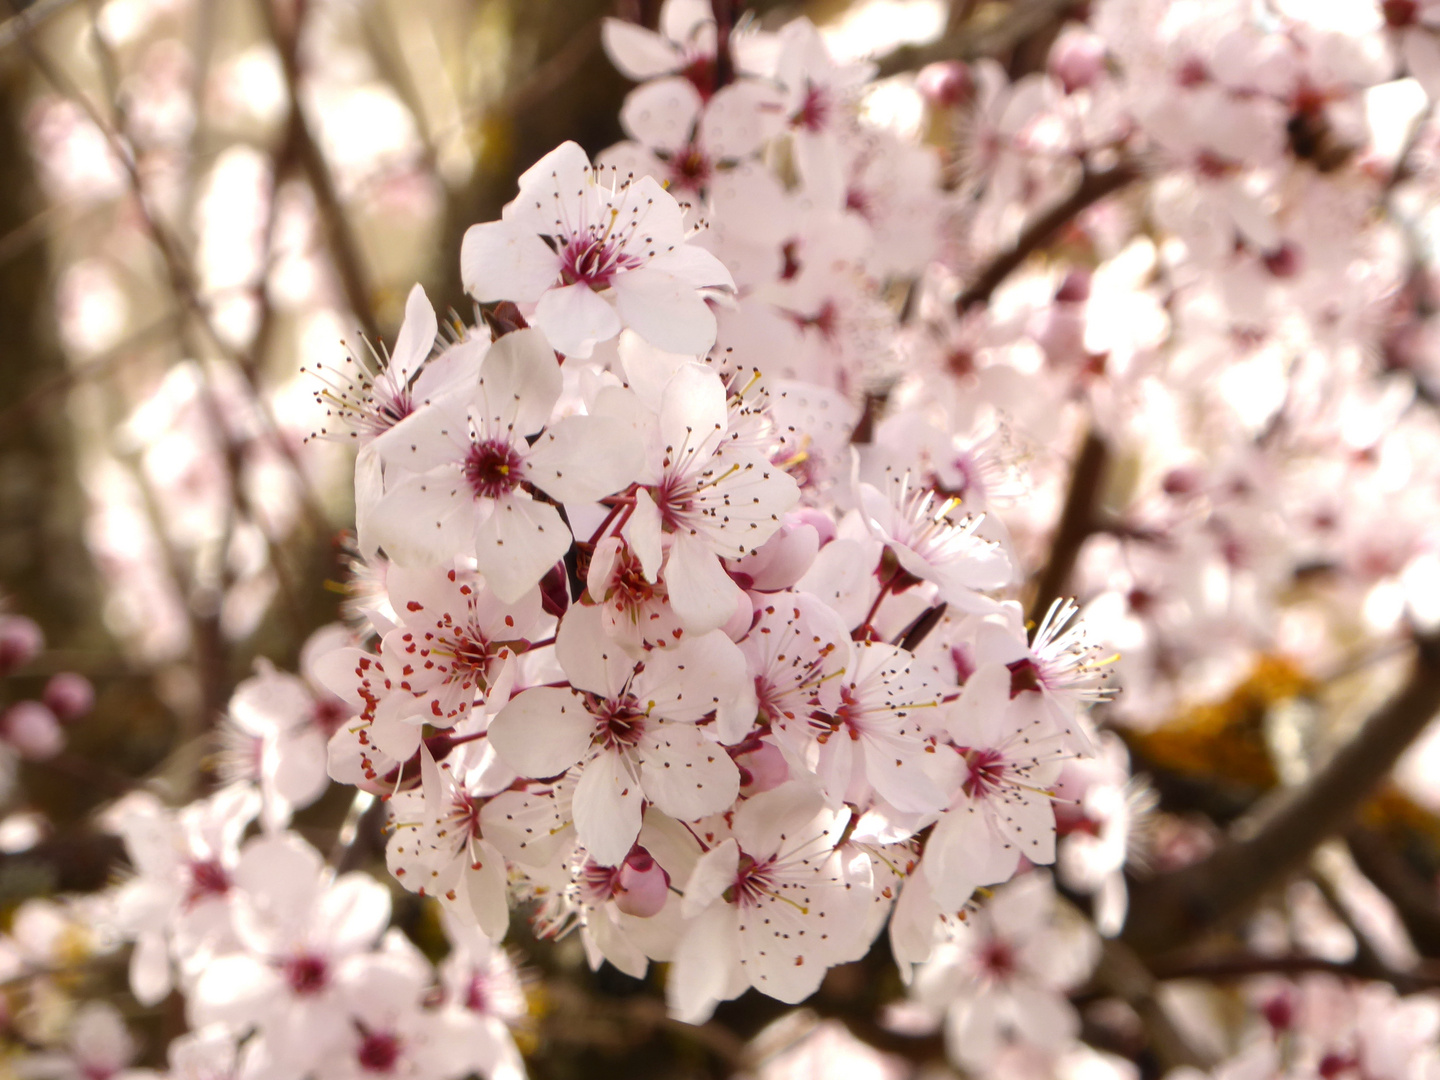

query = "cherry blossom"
[[460, 142, 735, 357], [487, 605, 751, 866], [365, 327, 642, 599]]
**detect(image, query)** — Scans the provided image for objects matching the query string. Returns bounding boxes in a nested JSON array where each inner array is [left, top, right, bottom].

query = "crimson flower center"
[[1007, 658, 1044, 698], [559, 233, 643, 289], [463, 439, 524, 499], [963, 747, 1007, 798], [283, 953, 330, 996], [357, 1030, 402, 1073], [793, 83, 831, 132], [668, 144, 712, 191], [729, 851, 778, 909], [185, 858, 230, 907], [977, 938, 1017, 982], [592, 698, 647, 750]]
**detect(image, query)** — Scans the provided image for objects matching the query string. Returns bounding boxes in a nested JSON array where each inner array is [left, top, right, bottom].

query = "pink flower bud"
[[0, 616, 43, 674], [613, 848, 671, 918], [42, 673, 94, 722], [1262, 242, 1302, 279], [722, 590, 757, 641], [1030, 305, 1088, 368], [790, 507, 837, 547], [1162, 466, 1205, 496], [1049, 29, 1107, 94], [3, 702, 64, 760], [917, 61, 973, 109], [735, 740, 789, 795]]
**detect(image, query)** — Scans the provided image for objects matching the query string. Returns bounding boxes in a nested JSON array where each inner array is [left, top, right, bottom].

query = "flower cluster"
[[290, 1, 1114, 1028]]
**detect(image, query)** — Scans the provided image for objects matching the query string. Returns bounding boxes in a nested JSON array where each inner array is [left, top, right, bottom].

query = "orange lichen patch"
[[1129, 655, 1315, 789]]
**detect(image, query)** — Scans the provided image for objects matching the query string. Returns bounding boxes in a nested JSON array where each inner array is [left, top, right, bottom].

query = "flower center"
[[592, 698, 647, 750], [668, 143, 712, 192], [463, 439, 524, 499], [728, 851, 778, 909], [1007, 658, 1044, 698], [579, 858, 623, 903], [962, 747, 1007, 798], [185, 858, 230, 907], [311, 695, 351, 737], [283, 953, 330, 995], [357, 1030, 402, 1073], [977, 938, 1017, 981], [559, 234, 643, 289], [793, 83, 831, 132]]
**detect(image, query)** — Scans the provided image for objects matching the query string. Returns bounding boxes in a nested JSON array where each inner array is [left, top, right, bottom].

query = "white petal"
[[480, 780, 574, 867], [859, 732, 947, 816], [620, 77, 702, 152], [509, 142, 598, 233], [353, 442, 384, 559], [700, 81, 786, 159], [474, 494, 572, 604], [922, 807, 987, 911], [665, 530, 747, 634], [318, 872, 393, 955], [627, 488, 664, 580], [555, 604, 634, 698], [635, 629, 749, 724], [573, 749, 643, 866], [602, 19, 685, 80], [640, 722, 740, 820], [526, 414, 643, 504], [391, 284, 438, 384], [368, 472, 478, 568], [947, 663, 1013, 747], [488, 687, 595, 778], [646, 242, 735, 290], [461, 220, 560, 303], [612, 267, 718, 356], [534, 283, 623, 359], [477, 327, 563, 437], [129, 932, 171, 1006], [667, 903, 740, 1024], [681, 836, 739, 917], [462, 841, 511, 940]]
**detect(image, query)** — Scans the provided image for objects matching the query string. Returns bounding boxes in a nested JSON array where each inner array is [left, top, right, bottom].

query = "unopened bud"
[[613, 848, 671, 918], [3, 702, 64, 761], [1262, 242, 1302, 279], [1049, 29, 1107, 94], [43, 673, 94, 722], [917, 61, 974, 109], [735, 740, 789, 794], [0, 617, 43, 675]]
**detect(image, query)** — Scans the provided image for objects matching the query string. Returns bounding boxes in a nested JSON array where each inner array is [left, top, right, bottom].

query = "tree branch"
[[874, 0, 1084, 79], [257, 0, 382, 344], [1029, 427, 1108, 624], [957, 160, 1141, 313], [1124, 631, 1440, 955]]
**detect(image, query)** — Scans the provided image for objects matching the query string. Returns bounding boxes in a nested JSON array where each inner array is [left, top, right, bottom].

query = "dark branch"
[[259, 0, 382, 344], [874, 0, 1085, 79], [1124, 631, 1440, 955], [957, 160, 1141, 313], [1028, 428, 1108, 624]]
